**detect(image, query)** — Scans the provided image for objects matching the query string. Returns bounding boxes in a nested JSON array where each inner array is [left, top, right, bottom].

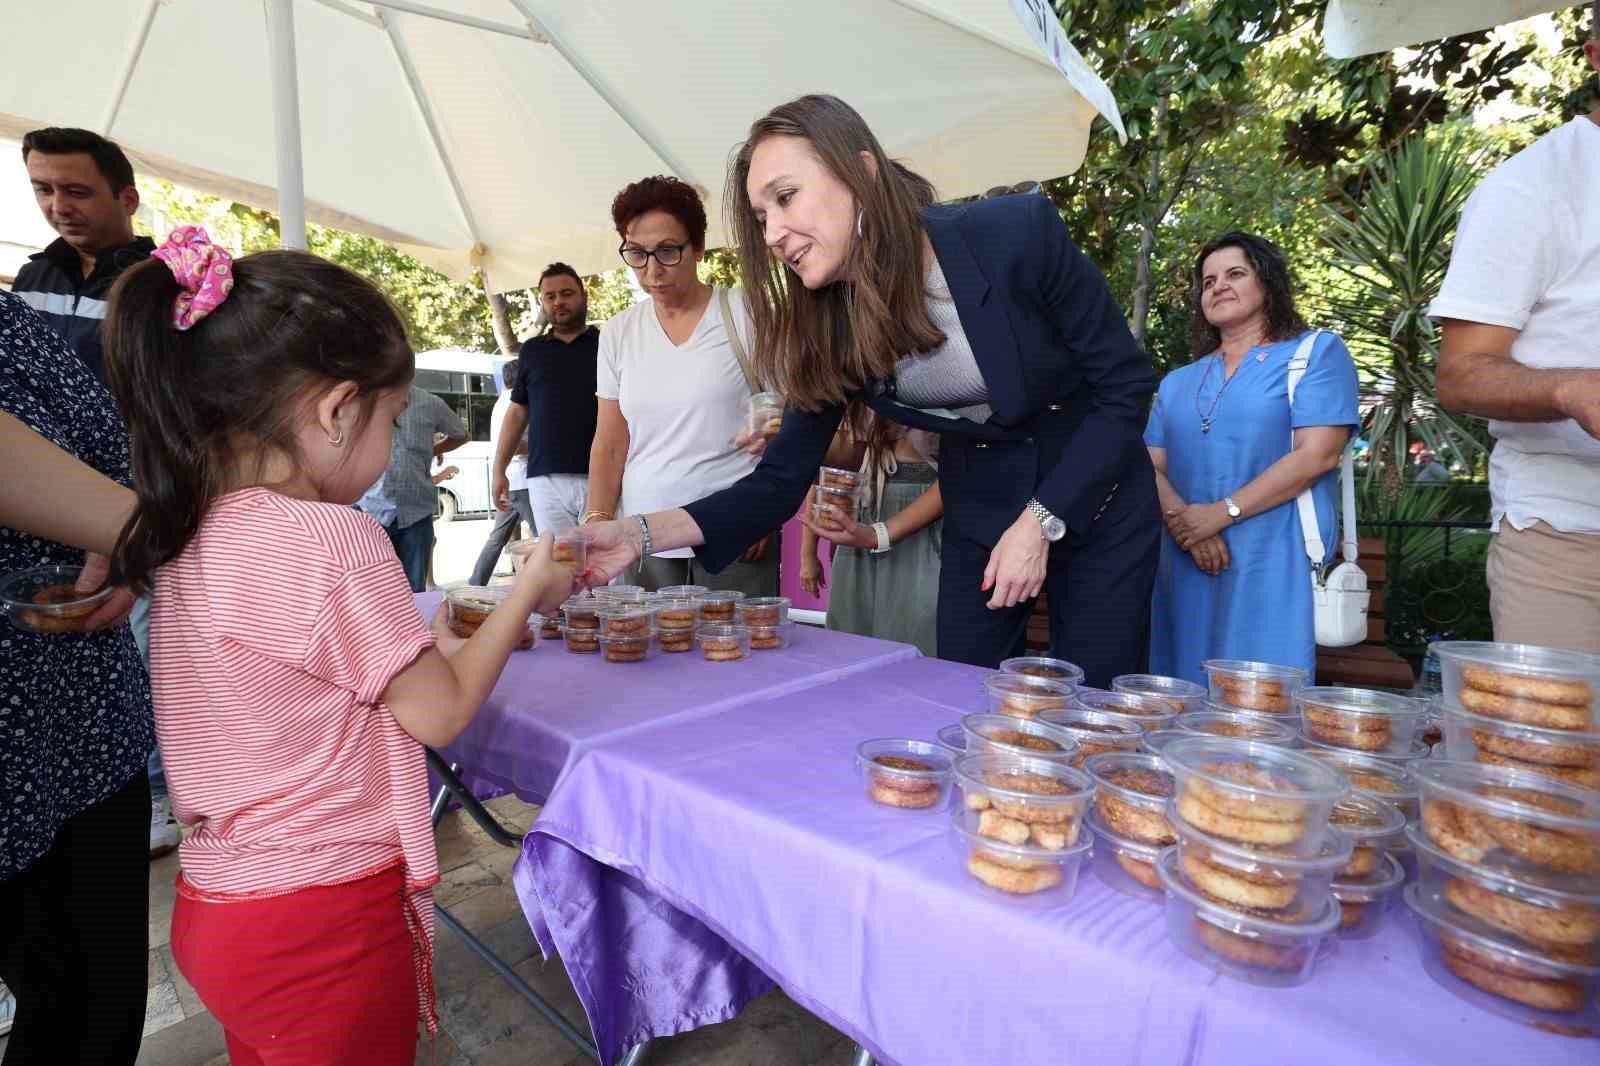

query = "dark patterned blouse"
[[0, 290, 153, 879]]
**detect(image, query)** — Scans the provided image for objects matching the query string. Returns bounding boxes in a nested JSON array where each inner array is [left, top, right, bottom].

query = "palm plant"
[[1319, 134, 1492, 501]]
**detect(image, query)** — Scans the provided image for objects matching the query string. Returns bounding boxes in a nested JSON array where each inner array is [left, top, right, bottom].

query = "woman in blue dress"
[[1145, 232, 1360, 684]]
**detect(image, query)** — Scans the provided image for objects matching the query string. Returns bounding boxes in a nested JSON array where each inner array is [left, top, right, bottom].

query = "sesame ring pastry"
[[1474, 749, 1600, 790], [1180, 851, 1298, 911], [966, 852, 1062, 895], [1460, 686, 1591, 731], [1443, 878, 1600, 950], [1461, 664, 1593, 708], [1470, 728, 1596, 768]]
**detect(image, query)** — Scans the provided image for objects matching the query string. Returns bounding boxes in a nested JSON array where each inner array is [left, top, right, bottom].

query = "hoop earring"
[[856, 207, 864, 239], [328, 427, 344, 447]]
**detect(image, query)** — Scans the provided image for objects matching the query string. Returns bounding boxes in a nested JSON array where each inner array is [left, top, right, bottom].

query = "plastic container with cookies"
[[1434, 642, 1600, 735], [952, 753, 1094, 865], [960, 713, 1080, 764], [598, 633, 655, 663], [856, 738, 953, 810], [696, 623, 751, 662], [816, 465, 863, 492], [1328, 792, 1407, 878], [656, 584, 708, 601], [1155, 848, 1341, 987], [1085, 808, 1167, 899], [444, 584, 512, 638], [695, 590, 745, 624], [651, 597, 700, 653], [539, 614, 563, 641], [734, 596, 791, 628], [560, 596, 601, 654], [1171, 803, 1353, 917], [1295, 686, 1428, 755], [1085, 752, 1176, 846], [950, 807, 1092, 900], [983, 673, 1074, 720], [1330, 852, 1405, 939], [810, 485, 861, 532], [1201, 659, 1308, 715], [1439, 702, 1600, 792], [1174, 709, 1297, 747], [747, 622, 793, 651], [1112, 673, 1206, 715], [1163, 737, 1348, 858], [1408, 821, 1600, 961], [592, 583, 647, 605], [1405, 882, 1600, 1036], [1301, 747, 1421, 820], [998, 656, 1086, 686], [745, 391, 786, 440], [1, 564, 114, 634], [1412, 760, 1600, 880], [1037, 707, 1145, 766], [1073, 689, 1181, 730], [548, 527, 591, 574]]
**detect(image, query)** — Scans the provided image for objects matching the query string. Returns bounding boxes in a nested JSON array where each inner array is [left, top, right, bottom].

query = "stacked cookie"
[[734, 596, 794, 650], [1201, 659, 1308, 716], [597, 604, 656, 663], [1434, 642, 1600, 792], [810, 465, 863, 533], [1084, 752, 1177, 898], [856, 738, 953, 810], [1405, 759, 1600, 1034], [1294, 686, 1430, 756], [951, 753, 1094, 898], [1154, 737, 1350, 986]]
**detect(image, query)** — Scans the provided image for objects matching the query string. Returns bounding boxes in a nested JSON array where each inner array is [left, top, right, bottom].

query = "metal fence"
[[1359, 519, 1493, 655]]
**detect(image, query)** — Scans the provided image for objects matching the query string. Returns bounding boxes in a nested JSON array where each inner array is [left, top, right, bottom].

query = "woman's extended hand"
[[76, 551, 136, 631], [580, 518, 645, 587], [981, 510, 1050, 609], [1167, 501, 1233, 551], [1188, 535, 1231, 576]]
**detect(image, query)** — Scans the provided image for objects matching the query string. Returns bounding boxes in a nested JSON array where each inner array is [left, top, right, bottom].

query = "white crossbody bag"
[[1286, 332, 1369, 648]]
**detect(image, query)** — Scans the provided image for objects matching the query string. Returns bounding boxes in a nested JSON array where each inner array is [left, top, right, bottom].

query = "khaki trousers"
[[1487, 520, 1600, 653]]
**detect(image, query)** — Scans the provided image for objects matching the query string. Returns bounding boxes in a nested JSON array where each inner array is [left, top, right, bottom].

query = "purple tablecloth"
[[419, 590, 920, 801], [516, 656, 1594, 1066]]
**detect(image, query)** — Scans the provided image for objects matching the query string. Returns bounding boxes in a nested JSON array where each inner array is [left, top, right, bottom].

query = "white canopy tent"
[[1323, 0, 1575, 58], [0, 0, 1125, 293]]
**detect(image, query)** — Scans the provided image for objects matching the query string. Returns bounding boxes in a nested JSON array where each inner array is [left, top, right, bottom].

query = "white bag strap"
[[718, 287, 760, 395], [1285, 332, 1358, 569]]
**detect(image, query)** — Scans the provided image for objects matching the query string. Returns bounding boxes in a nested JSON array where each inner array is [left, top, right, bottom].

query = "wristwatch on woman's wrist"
[[870, 521, 892, 554], [1026, 499, 1066, 542], [1223, 496, 1242, 521]]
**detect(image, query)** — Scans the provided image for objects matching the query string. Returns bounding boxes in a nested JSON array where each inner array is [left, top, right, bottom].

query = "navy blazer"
[[684, 194, 1156, 572]]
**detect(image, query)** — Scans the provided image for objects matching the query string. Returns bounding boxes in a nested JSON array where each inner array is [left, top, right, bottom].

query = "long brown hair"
[[103, 250, 413, 593], [727, 94, 944, 420], [1188, 231, 1308, 356]]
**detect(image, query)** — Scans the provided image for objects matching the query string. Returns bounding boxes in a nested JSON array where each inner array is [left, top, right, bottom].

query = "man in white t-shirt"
[[1432, 7, 1600, 652]]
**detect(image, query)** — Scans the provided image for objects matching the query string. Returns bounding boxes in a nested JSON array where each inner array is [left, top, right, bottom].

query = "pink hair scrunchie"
[[151, 225, 235, 331]]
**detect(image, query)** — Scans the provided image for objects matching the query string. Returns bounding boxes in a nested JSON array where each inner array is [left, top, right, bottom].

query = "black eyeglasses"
[[619, 241, 689, 268]]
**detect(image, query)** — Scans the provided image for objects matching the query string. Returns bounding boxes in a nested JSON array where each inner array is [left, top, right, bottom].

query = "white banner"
[[1009, 0, 1128, 141]]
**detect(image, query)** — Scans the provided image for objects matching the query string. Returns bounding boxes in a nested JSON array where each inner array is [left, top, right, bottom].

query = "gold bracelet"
[[581, 510, 614, 524]]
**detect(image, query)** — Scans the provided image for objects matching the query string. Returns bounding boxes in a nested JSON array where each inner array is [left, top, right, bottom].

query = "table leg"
[[615, 1039, 655, 1066], [850, 1044, 877, 1066]]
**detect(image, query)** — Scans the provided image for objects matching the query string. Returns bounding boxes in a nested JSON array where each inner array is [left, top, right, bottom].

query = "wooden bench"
[[1025, 535, 1414, 690]]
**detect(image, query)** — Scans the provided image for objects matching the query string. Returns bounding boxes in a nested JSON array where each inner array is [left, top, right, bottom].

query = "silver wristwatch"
[[1026, 498, 1066, 542]]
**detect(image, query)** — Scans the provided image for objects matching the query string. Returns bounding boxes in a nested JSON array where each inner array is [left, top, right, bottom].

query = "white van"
[[414, 348, 517, 519]]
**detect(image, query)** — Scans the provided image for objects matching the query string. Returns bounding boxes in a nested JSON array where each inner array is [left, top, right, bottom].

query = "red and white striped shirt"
[[150, 488, 439, 1021]]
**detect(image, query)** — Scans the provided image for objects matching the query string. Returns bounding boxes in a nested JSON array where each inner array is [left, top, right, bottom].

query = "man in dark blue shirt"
[[492, 262, 601, 534]]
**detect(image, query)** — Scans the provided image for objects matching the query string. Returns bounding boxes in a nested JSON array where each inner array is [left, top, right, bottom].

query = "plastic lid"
[[1038, 707, 1145, 740], [1084, 751, 1174, 802], [1157, 849, 1341, 937], [998, 657, 1086, 685], [818, 465, 862, 482], [953, 751, 1093, 803], [1328, 792, 1407, 842], [1437, 701, 1600, 747], [657, 584, 708, 598], [1433, 641, 1600, 681], [856, 738, 953, 780], [1162, 737, 1349, 804], [445, 584, 510, 611], [738, 596, 791, 610], [1201, 659, 1310, 681], [936, 723, 967, 755], [1301, 747, 1419, 799], [551, 526, 592, 544], [960, 713, 1081, 759], [1297, 687, 1427, 718], [1176, 710, 1297, 746], [1074, 689, 1180, 723], [1112, 673, 1206, 699], [1404, 882, 1600, 976], [698, 591, 746, 604], [1330, 852, 1406, 900], [696, 623, 750, 638], [985, 673, 1075, 701]]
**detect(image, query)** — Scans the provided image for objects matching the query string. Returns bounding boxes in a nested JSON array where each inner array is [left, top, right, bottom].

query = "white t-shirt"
[[596, 287, 758, 558], [1430, 116, 1600, 533], [489, 389, 527, 490]]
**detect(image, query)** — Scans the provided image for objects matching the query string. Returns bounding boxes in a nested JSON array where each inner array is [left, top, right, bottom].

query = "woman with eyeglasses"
[[583, 96, 1161, 682], [582, 175, 780, 594]]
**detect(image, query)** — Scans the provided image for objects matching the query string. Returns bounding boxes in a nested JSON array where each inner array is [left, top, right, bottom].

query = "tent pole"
[[101, 0, 162, 136], [264, 0, 308, 250]]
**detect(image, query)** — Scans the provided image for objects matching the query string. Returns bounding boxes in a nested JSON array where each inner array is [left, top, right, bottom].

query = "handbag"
[[1285, 332, 1370, 648]]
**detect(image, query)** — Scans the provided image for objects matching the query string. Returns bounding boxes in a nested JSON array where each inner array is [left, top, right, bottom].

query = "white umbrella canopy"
[[0, 0, 1124, 292], [1323, 0, 1573, 59]]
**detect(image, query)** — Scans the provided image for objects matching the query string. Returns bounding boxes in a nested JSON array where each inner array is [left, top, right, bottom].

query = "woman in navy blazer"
[[586, 95, 1159, 683]]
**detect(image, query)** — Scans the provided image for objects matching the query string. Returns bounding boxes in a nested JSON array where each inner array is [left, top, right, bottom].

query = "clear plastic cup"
[[1411, 759, 1600, 881], [1405, 882, 1600, 1035], [444, 584, 511, 638], [1085, 808, 1167, 900], [745, 391, 786, 439], [1156, 848, 1340, 987], [998, 657, 1086, 687], [598, 604, 655, 641], [1296, 686, 1429, 755], [952, 752, 1094, 852], [656, 584, 708, 601], [1112, 673, 1206, 714], [549, 527, 591, 574], [1330, 852, 1405, 939], [1302, 734, 1434, 764], [696, 623, 752, 662], [960, 713, 1080, 763], [539, 614, 564, 641], [1301, 747, 1421, 820], [1201, 659, 1309, 715], [1433, 642, 1600, 734], [949, 807, 1092, 900], [1438, 701, 1600, 792], [1408, 821, 1600, 959], [1085, 751, 1176, 846], [984, 673, 1075, 720], [592, 583, 647, 604], [747, 622, 793, 651], [1073, 689, 1180, 729], [811, 485, 860, 531], [598, 632, 655, 664], [856, 738, 953, 811], [1175, 709, 1298, 747], [1163, 737, 1349, 857], [817, 465, 862, 492], [1171, 801, 1353, 918], [1328, 792, 1406, 878], [734, 596, 791, 628], [695, 590, 745, 625], [1037, 708, 1145, 766], [560, 596, 600, 654], [0, 564, 115, 634], [651, 597, 700, 654]]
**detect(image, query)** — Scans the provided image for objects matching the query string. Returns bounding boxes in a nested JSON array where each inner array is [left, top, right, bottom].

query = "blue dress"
[[1144, 332, 1359, 685]]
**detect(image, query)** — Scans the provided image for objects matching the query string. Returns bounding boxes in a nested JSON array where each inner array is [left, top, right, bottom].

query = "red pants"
[[170, 866, 420, 1065]]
